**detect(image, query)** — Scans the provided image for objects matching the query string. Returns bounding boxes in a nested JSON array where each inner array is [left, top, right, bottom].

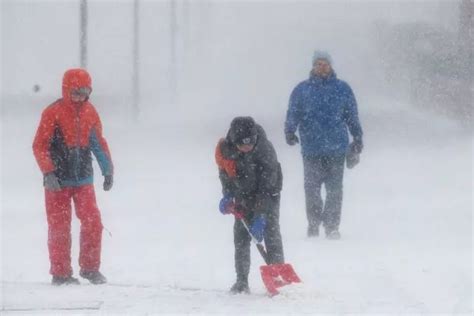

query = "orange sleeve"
[[215, 138, 236, 178], [32, 107, 56, 174]]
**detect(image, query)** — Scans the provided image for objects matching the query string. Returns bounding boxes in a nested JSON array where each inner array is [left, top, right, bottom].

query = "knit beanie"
[[312, 50, 333, 65], [229, 116, 258, 145]]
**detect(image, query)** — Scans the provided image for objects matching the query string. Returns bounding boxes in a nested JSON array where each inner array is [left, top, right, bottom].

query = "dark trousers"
[[303, 155, 345, 233], [233, 195, 284, 283]]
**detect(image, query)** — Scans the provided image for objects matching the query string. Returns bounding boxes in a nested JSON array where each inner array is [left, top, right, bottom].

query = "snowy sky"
[[2, 0, 459, 121], [1, 1, 471, 314]]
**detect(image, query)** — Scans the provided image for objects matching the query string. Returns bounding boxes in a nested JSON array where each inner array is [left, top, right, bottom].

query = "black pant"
[[233, 195, 284, 282], [303, 155, 345, 233]]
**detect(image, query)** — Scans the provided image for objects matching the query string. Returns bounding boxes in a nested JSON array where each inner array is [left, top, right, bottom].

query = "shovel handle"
[[239, 218, 270, 265], [255, 243, 270, 265]]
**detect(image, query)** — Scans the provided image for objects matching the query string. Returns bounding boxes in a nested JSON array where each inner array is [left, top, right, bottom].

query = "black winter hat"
[[229, 116, 258, 145]]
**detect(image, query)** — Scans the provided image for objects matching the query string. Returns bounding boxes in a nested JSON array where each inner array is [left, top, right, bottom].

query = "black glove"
[[103, 175, 113, 191], [44, 172, 61, 191], [346, 150, 360, 169], [346, 139, 363, 169], [351, 137, 363, 154], [285, 132, 299, 146]]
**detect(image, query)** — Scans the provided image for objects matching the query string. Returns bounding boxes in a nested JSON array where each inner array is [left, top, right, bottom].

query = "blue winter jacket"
[[285, 72, 363, 157]]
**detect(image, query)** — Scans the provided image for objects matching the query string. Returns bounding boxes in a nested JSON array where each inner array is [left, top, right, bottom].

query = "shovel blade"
[[260, 263, 301, 296]]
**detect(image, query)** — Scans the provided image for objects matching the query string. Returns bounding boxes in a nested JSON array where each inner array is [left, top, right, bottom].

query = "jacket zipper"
[[74, 105, 81, 181]]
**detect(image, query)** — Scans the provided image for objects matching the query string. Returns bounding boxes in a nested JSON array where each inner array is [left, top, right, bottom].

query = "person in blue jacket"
[[285, 51, 364, 240]]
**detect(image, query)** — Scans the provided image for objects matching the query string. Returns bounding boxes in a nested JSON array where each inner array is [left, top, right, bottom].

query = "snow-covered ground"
[[1, 94, 472, 314]]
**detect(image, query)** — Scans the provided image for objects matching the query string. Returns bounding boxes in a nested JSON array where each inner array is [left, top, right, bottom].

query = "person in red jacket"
[[33, 68, 113, 285]]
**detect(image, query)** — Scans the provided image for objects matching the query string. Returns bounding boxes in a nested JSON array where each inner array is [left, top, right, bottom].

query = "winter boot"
[[326, 229, 341, 240], [307, 224, 319, 237], [51, 275, 80, 286], [230, 279, 250, 294], [80, 270, 107, 285]]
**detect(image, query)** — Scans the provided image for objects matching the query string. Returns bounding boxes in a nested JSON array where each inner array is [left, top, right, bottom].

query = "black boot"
[[51, 275, 80, 286], [80, 270, 107, 284], [307, 224, 319, 237], [230, 279, 250, 294], [326, 229, 341, 240]]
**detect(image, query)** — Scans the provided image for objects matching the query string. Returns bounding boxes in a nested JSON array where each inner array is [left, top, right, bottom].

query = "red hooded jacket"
[[33, 68, 113, 187]]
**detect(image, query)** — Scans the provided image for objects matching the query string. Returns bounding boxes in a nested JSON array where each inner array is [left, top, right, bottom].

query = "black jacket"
[[216, 125, 282, 216]]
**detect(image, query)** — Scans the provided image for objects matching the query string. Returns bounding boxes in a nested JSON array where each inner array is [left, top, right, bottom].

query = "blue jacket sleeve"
[[90, 128, 113, 176], [285, 84, 303, 134], [342, 84, 363, 140]]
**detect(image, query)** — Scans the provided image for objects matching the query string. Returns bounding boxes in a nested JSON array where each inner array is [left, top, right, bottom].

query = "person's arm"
[[254, 140, 282, 216], [215, 139, 236, 196], [216, 139, 242, 216], [257, 141, 281, 195], [284, 84, 303, 136], [89, 112, 114, 177], [32, 106, 57, 174], [342, 84, 363, 145]]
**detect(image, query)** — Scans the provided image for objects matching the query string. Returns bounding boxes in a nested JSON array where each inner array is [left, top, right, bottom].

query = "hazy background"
[[1, 0, 468, 126], [1, 0, 472, 314]]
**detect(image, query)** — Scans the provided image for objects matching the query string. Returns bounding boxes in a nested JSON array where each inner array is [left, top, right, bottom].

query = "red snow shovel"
[[234, 212, 302, 296]]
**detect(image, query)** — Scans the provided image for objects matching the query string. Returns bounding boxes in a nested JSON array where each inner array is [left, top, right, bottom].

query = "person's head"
[[62, 68, 92, 105], [311, 51, 333, 78], [229, 116, 258, 153]]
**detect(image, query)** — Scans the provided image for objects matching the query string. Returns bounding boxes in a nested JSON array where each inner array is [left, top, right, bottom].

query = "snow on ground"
[[1, 95, 472, 315]]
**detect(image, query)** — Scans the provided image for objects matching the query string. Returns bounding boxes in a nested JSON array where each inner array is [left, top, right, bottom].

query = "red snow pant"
[[45, 184, 103, 277]]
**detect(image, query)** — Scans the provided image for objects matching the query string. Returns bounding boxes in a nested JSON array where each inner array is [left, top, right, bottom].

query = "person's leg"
[[73, 185, 103, 274], [45, 188, 73, 277], [264, 195, 284, 264], [322, 155, 345, 236], [303, 156, 325, 235], [232, 218, 251, 292]]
